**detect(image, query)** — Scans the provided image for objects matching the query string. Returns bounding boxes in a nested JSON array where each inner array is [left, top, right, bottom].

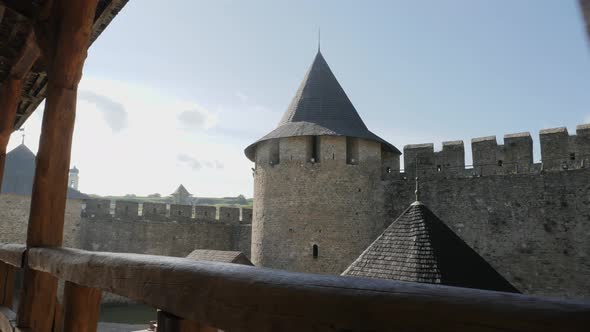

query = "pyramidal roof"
[[172, 184, 191, 196], [342, 202, 519, 293], [245, 51, 399, 161]]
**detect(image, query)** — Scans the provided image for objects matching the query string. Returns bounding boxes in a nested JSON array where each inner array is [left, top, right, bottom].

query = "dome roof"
[[245, 51, 399, 161]]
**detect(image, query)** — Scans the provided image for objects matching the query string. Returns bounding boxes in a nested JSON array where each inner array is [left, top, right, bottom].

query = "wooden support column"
[[16, 1, 98, 331], [0, 31, 39, 189], [61, 282, 101, 332], [157, 311, 218, 332], [0, 262, 16, 308], [0, 77, 24, 186]]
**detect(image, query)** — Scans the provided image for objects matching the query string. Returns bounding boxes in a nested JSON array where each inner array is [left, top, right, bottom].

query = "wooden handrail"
[[5, 246, 583, 332], [0, 244, 25, 268]]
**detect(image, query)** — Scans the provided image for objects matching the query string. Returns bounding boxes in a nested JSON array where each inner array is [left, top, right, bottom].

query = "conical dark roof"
[[342, 202, 519, 293], [245, 51, 399, 161], [1, 144, 88, 199]]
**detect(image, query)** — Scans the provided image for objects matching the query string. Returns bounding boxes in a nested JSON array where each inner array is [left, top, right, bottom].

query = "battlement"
[[255, 136, 384, 166], [402, 123, 590, 178], [82, 199, 253, 224]]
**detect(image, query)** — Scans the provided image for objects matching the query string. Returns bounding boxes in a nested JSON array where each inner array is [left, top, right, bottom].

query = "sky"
[[6, 0, 590, 198]]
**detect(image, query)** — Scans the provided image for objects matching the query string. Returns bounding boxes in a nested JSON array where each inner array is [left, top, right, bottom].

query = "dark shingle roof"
[[186, 249, 253, 266], [342, 202, 519, 293], [245, 51, 399, 161], [1, 144, 89, 199], [171, 184, 191, 196]]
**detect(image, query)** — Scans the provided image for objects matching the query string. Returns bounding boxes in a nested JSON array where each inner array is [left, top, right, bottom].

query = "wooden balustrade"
[[0, 244, 587, 332]]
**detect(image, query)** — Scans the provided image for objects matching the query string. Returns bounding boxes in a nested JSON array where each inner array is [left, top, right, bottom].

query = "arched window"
[[312, 244, 319, 259]]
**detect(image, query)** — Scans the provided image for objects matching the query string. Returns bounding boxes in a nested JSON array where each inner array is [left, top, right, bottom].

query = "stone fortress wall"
[[383, 123, 590, 299], [252, 135, 397, 274], [81, 200, 252, 258]]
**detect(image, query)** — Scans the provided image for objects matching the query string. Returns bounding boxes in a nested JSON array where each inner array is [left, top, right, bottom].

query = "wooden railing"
[[0, 244, 589, 332]]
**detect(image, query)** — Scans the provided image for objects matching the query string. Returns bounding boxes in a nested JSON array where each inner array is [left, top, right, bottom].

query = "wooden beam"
[[16, 0, 98, 331], [0, 29, 39, 189], [0, 77, 24, 187], [0, 244, 25, 268], [26, 247, 590, 332], [0, 262, 16, 308], [62, 282, 101, 332], [0, 0, 39, 20], [10, 31, 40, 80]]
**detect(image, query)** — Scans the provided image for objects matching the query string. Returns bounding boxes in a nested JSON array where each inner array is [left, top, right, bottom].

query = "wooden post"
[[16, 1, 98, 331], [0, 77, 24, 187], [0, 31, 40, 189], [62, 282, 101, 332], [157, 311, 218, 332], [0, 262, 16, 308]]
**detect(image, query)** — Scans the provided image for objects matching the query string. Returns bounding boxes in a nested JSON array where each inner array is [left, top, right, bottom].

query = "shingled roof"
[[171, 184, 191, 196], [186, 249, 253, 266], [245, 51, 399, 161], [342, 201, 519, 293]]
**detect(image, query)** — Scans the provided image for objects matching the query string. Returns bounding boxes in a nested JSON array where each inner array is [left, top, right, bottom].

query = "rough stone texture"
[[219, 207, 240, 225], [385, 170, 590, 299], [169, 204, 192, 222], [252, 136, 388, 274], [0, 194, 82, 247], [80, 218, 251, 258]]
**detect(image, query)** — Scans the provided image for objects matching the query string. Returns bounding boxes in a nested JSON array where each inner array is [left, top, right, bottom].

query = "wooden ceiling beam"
[[10, 31, 40, 80], [0, 1, 40, 21]]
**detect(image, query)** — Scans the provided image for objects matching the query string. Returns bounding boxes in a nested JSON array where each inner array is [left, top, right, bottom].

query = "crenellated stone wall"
[[80, 200, 252, 258]]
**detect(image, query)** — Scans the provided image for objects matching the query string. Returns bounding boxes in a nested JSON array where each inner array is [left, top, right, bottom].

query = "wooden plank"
[[26, 247, 590, 332], [0, 306, 16, 332], [62, 282, 101, 332], [9, 31, 40, 80], [0, 244, 25, 268], [0, 263, 16, 308], [17, 1, 98, 330]]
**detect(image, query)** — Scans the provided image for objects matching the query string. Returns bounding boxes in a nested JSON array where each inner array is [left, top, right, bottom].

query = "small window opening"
[[311, 136, 320, 162], [312, 244, 318, 259], [204, 211, 208, 216], [153, 208, 156, 213], [178, 210, 182, 216], [227, 213, 230, 217], [97, 204, 101, 209], [437, 165, 442, 172], [346, 137, 359, 165], [570, 153, 576, 161], [497, 160, 503, 167]]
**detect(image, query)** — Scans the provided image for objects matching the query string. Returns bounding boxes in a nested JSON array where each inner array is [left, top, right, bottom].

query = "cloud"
[[78, 90, 128, 132], [177, 107, 218, 131], [177, 154, 224, 171]]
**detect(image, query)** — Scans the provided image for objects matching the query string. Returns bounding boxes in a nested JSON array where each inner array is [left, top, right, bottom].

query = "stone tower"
[[245, 51, 401, 274], [68, 166, 79, 190]]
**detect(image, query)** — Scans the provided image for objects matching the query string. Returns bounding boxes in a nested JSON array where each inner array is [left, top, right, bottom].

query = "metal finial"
[[318, 28, 321, 52], [19, 128, 25, 145], [414, 157, 420, 202]]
